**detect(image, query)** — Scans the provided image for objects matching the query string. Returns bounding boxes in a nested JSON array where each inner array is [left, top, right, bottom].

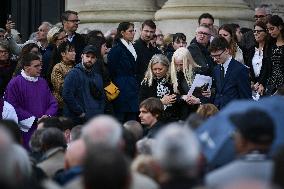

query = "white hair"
[[152, 123, 200, 174], [81, 115, 122, 147], [170, 47, 199, 93], [11, 144, 32, 180], [41, 21, 53, 31], [0, 127, 32, 184]]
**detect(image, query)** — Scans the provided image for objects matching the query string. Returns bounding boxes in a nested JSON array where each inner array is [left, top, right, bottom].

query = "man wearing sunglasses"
[[209, 36, 251, 109]]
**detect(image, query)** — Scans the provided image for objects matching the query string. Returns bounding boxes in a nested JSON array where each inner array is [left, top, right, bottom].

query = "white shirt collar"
[[120, 38, 137, 60], [21, 69, 38, 82], [222, 56, 232, 75], [67, 34, 75, 42]]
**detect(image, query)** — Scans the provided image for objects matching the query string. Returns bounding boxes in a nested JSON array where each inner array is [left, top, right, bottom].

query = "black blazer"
[[244, 43, 272, 86]]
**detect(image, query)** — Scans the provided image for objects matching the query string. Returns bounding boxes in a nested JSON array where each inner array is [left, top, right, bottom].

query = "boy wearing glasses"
[[209, 36, 251, 109]]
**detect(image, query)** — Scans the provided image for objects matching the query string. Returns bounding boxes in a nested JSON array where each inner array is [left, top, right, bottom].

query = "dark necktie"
[[220, 64, 225, 83]]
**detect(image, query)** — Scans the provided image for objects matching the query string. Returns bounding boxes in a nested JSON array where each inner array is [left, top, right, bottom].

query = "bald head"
[[81, 115, 122, 147], [123, 120, 143, 140], [65, 139, 86, 169]]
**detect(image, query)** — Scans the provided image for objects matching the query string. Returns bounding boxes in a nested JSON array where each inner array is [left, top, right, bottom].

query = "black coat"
[[134, 38, 161, 83], [188, 38, 216, 76], [244, 43, 272, 86], [143, 121, 164, 138], [176, 72, 199, 120], [139, 78, 180, 122], [70, 32, 86, 64], [107, 39, 139, 113]]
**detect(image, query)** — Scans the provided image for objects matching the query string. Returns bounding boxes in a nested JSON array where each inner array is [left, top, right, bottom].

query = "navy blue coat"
[[62, 63, 105, 124], [213, 59, 252, 109], [107, 39, 139, 113]]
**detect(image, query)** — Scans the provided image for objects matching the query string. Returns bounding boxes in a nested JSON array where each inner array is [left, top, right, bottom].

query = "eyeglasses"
[[253, 29, 266, 34], [67, 19, 80, 23], [197, 31, 211, 36], [254, 15, 265, 19], [211, 50, 225, 58]]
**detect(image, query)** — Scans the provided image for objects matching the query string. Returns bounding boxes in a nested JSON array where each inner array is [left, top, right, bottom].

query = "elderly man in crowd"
[[6, 21, 52, 55], [188, 25, 215, 76], [152, 123, 201, 189]]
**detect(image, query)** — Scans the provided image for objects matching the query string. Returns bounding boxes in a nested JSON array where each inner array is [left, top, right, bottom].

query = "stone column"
[[155, 0, 254, 41], [66, 0, 157, 34]]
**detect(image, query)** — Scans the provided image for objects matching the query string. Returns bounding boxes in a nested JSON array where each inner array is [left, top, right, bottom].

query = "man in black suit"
[[62, 10, 86, 63], [209, 36, 251, 109], [134, 20, 161, 83]]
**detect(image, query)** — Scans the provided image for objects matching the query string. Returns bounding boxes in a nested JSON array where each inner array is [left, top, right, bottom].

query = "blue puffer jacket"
[[62, 63, 105, 123]]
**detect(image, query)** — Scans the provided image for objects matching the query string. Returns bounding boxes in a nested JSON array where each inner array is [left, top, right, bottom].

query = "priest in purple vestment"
[[4, 52, 57, 149]]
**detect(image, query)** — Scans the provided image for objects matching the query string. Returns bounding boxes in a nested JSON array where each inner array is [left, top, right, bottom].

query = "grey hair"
[[11, 144, 32, 180], [255, 4, 272, 15], [81, 115, 122, 148], [141, 54, 170, 87], [152, 123, 200, 174], [136, 138, 155, 155], [41, 21, 53, 31]]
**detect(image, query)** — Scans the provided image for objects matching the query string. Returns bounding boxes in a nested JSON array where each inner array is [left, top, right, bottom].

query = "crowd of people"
[[0, 4, 284, 189]]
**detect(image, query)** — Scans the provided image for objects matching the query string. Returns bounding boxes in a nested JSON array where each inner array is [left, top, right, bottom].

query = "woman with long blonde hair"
[[171, 47, 199, 93], [170, 47, 204, 120]]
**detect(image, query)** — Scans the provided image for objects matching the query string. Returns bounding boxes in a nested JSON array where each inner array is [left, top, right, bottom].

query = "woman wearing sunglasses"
[[245, 21, 271, 96]]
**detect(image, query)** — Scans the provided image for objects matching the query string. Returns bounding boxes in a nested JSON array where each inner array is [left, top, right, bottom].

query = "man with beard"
[[62, 45, 105, 125]]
